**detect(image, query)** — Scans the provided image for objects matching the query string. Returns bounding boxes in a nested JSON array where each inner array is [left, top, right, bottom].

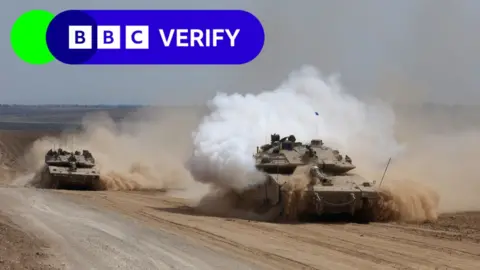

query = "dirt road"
[[0, 211, 58, 270], [1, 127, 480, 270], [1, 185, 478, 270], [0, 187, 262, 270]]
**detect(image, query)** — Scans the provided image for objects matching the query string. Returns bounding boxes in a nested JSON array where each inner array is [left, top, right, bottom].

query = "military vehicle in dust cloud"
[[244, 134, 379, 223], [39, 148, 101, 190]]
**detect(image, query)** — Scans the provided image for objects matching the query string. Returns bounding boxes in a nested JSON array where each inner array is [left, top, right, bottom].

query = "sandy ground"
[[0, 211, 59, 270], [1, 125, 480, 269], [0, 185, 479, 270], [0, 187, 263, 270]]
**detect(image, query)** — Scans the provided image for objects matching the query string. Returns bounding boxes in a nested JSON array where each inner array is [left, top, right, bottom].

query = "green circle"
[[10, 10, 55, 65]]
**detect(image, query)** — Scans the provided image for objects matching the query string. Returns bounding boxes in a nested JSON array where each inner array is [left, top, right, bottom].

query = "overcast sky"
[[1, 0, 479, 105]]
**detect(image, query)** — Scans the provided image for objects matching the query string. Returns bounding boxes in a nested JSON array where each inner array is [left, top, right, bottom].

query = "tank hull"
[[300, 189, 378, 221], [40, 165, 102, 190], [223, 134, 382, 223], [239, 174, 379, 223]]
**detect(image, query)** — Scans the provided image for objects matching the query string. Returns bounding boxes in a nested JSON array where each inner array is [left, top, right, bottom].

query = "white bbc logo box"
[[68, 25, 149, 49]]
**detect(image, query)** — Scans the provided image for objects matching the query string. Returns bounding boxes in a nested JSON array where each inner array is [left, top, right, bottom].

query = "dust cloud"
[[345, 102, 478, 224], [11, 65, 478, 224], [374, 181, 440, 223], [349, 114, 480, 223], [187, 66, 442, 223], [188, 65, 480, 224], [365, 129, 480, 223], [189, 66, 402, 191], [279, 168, 312, 222], [19, 108, 206, 192], [363, 72, 480, 220], [373, 128, 480, 216]]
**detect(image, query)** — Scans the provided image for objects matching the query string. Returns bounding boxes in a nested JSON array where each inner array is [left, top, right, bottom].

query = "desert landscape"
[[4, 0, 480, 268], [0, 92, 479, 270]]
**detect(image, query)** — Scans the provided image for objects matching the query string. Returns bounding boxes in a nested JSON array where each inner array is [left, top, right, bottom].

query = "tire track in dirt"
[[343, 223, 480, 257], [0, 211, 60, 269], [151, 194, 480, 266], [5, 174, 480, 269], [0, 187, 265, 270], [2, 129, 480, 269], [151, 212, 402, 268], [68, 191, 446, 269], [85, 190, 480, 270], [71, 192, 353, 269], [71, 191, 314, 270], [235, 220, 479, 270], [137, 211, 316, 270], [373, 222, 480, 244], [235, 220, 419, 269]]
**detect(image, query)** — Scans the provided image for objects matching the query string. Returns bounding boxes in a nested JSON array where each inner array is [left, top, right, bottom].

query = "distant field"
[[0, 105, 139, 122], [0, 105, 141, 131], [1, 103, 480, 133], [0, 122, 81, 131]]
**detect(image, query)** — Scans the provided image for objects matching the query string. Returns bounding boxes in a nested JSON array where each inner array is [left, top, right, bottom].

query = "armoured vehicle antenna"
[[379, 157, 391, 187], [72, 134, 76, 151]]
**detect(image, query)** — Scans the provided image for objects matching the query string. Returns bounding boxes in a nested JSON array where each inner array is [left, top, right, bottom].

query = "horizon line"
[[0, 104, 206, 107], [0, 103, 477, 107]]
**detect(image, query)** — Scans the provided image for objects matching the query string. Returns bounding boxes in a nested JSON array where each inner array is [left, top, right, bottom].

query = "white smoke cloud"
[[189, 66, 404, 191]]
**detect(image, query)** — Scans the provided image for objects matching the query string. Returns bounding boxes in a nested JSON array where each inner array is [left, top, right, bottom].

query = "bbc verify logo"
[[69, 25, 149, 49], [38, 10, 264, 65], [69, 25, 241, 50]]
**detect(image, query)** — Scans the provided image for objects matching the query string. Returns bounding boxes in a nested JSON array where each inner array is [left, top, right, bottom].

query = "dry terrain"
[[0, 184, 479, 270], [0, 116, 479, 269], [0, 212, 59, 270]]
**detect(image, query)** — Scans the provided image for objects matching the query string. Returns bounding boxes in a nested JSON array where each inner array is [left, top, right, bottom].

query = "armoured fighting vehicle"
[[243, 134, 379, 223], [39, 148, 101, 190]]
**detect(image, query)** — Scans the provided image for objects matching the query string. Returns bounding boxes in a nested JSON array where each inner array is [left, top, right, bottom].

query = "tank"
[[39, 148, 101, 190], [244, 134, 379, 223]]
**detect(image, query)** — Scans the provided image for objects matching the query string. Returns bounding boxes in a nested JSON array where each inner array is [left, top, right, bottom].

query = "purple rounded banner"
[[46, 10, 265, 65]]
